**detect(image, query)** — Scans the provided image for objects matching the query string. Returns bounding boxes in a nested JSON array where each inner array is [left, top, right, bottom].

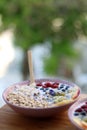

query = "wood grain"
[[0, 94, 86, 130], [0, 105, 77, 130], [27, 50, 35, 84]]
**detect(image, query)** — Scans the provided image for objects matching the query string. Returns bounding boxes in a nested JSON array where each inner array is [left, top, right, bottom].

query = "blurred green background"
[[1, 0, 87, 106], [0, 0, 87, 84]]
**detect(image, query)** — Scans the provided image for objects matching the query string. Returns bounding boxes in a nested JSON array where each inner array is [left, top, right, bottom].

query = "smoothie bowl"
[[3, 78, 80, 117], [68, 97, 87, 130]]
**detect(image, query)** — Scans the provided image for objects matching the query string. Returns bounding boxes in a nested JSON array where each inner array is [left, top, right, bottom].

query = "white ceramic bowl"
[[3, 78, 81, 118], [68, 97, 87, 130]]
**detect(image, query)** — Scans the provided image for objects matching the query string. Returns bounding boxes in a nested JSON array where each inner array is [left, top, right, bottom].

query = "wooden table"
[[1, 94, 86, 130], [0, 105, 77, 130]]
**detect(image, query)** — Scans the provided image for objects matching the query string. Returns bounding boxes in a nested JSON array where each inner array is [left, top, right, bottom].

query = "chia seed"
[[59, 84, 65, 89], [65, 86, 70, 90], [62, 89, 66, 92], [81, 112, 86, 116], [74, 112, 79, 116]]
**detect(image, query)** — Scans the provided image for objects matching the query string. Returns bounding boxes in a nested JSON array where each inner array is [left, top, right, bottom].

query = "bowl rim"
[[2, 78, 81, 110], [68, 97, 87, 130]]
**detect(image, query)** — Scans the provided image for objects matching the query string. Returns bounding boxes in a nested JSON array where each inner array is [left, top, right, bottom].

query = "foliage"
[[0, 0, 87, 77]]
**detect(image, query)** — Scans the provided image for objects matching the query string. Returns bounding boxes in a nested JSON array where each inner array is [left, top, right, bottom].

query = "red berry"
[[51, 82, 59, 88], [44, 82, 52, 87], [84, 108, 87, 112], [81, 105, 87, 109], [36, 83, 42, 86], [43, 84, 48, 88], [75, 108, 82, 112], [51, 84, 58, 88], [53, 82, 59, 86]]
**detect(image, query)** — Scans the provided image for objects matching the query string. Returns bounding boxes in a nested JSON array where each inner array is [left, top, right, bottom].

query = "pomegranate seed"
[[84, 108, 87, 112], [36, 83, 42, 86], [43, 84, 48, 88], [44, 82, 52, 87], [75, 108, 82, 112], [81, 105, 87, 109], [53, 82, 59, 86], [51, 84, 58, 88]]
